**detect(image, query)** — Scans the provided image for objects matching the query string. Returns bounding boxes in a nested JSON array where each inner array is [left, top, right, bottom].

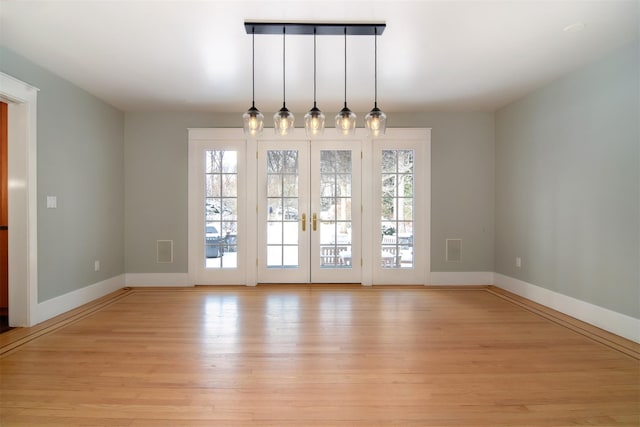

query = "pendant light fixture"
[[242, 26, 264, 136], [243, 21, 386, 137], [335, 27, 357, 136], [365, 27, 387, 137], [273, 26, 295, 136], [304, 28, 325, 137]]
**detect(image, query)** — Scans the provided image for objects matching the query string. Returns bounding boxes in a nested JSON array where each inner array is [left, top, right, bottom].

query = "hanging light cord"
[[313, 28, 317, 107], [282, 27, 286, 108], [374, 27, 378, 109], [251, 27, 255, 108], [343, 27, 347, 108]]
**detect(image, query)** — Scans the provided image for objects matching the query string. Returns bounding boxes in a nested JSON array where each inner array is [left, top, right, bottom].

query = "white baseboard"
[[33, 271, 639, 344], [36, 274, 126, 324], [428, 271, 494, 285], [494, 273, 640, 343], [125, 273, 193, 287]]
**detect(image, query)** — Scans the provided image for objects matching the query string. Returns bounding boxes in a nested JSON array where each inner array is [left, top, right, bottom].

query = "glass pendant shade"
[[305, 29, 324, 137], [243, 104, 264, 136], [273, 27, 295, 137], [274, 105, 295, 136], [243, 27, 263, 137], [335, 104, 357, 136], [365, 27, 387, 138], [304, 105, 325, 137], [336, 28, 357, 137], [365, 105, 387, 137]]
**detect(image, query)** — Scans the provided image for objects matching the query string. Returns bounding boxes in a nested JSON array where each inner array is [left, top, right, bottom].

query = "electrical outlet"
[[94, 260, 100, 272], [515, 257, 522, 268]]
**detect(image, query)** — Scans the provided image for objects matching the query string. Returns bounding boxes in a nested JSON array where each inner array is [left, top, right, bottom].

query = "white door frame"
[[255, 136, 363, 283], [309, 139, 362, 283], [256, 138, 311, 283], [0, 72, 39, 326], [188, 128, 253, 285], [188, 128, 430, 286], [369, 129, 431, 284]]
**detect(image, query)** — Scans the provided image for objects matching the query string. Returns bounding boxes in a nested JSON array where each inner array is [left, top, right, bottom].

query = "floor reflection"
[[264, 294, 300, 349], [319, 293, 352, 325], [201, 295, 240, 351]]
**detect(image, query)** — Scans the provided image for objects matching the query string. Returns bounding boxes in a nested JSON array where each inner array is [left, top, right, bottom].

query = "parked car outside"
[[206, 225, 224, 258]]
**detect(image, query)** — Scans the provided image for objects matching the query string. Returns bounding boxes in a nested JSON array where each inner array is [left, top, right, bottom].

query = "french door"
[[188, 131, 249, 285], [188, 128, 430, 286], [257, 139, 361, 283]]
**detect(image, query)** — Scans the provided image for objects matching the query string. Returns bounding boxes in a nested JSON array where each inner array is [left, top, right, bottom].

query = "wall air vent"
[[157, 240, 173, 263], [446, 239, 462, 262]]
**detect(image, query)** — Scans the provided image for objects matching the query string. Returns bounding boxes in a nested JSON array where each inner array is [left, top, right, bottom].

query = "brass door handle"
[[301, 213, 306, 232], [312, 213, 317, 231]]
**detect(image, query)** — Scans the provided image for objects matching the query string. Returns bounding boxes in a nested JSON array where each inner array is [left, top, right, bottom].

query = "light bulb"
[[249, 116, 258, 129], [304, 106, 325, 137], [335, 107, 356, 136], [274, 106, 295, 136], [365, 106, 386, 137], [243, 106, 264, 136]]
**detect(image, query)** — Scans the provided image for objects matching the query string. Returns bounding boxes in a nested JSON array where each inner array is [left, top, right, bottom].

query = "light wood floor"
[[1, 285, 638, 426]]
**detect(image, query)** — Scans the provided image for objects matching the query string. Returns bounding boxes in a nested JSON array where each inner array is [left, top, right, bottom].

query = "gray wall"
[[124, 112, 495, 273], [0, 47, 125, 302], [124, 112, 237, 273], [2, 36, 636, 321], [392, 113, 495, 272], [495, 41, 639, 318]]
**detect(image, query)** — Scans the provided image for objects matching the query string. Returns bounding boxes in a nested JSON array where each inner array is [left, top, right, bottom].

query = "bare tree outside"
[[205, 150, 238, 268], [381, 150, 414, 268], [266, 150, 300, 268], [319, 150, 352, 268]]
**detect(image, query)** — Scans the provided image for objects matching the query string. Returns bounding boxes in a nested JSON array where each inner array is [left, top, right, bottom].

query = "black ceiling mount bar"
[[244, 21, 386, 36]]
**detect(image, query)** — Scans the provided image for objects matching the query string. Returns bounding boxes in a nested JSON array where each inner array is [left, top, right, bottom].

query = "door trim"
[[370, 130, 431, 284], [188, 128, 250, 285], [309, 140, 362, 283], [0, 72, 39, 326], [257, 139, 311, 283], [1, 101, 8, 310], [256, 129, 366, 284], [188, 128, 431, 286]]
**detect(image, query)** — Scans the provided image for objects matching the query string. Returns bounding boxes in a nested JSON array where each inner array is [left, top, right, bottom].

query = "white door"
[[257, 138, 361, 283], [310, 141, 362, 283], [188, 130, 248, 285], [369, 131, 430, 284], [188, 128, 430, 286]]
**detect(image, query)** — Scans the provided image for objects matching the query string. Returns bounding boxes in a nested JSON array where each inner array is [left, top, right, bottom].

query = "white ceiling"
[[1, 0, 638, 114]]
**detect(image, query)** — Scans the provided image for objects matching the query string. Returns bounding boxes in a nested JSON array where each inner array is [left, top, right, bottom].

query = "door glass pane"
[[319, 150, 352, 269], [205, 150, 238, 269], [381, 149, 414, 269], [267, 150, 300, 268]]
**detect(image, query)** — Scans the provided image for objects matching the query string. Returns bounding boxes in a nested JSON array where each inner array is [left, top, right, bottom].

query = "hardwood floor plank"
[[1, 287, 638, 426]]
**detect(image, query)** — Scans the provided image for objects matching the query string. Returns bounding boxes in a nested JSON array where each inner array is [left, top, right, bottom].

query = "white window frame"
[[188, 128, 251, 285], [365, 128, 431, 285], [188, 128, 430, 286]]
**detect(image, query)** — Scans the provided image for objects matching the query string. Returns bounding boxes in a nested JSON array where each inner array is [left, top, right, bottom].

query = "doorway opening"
[[0, 101, 8, 332], [0, 72, 39, 327]]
